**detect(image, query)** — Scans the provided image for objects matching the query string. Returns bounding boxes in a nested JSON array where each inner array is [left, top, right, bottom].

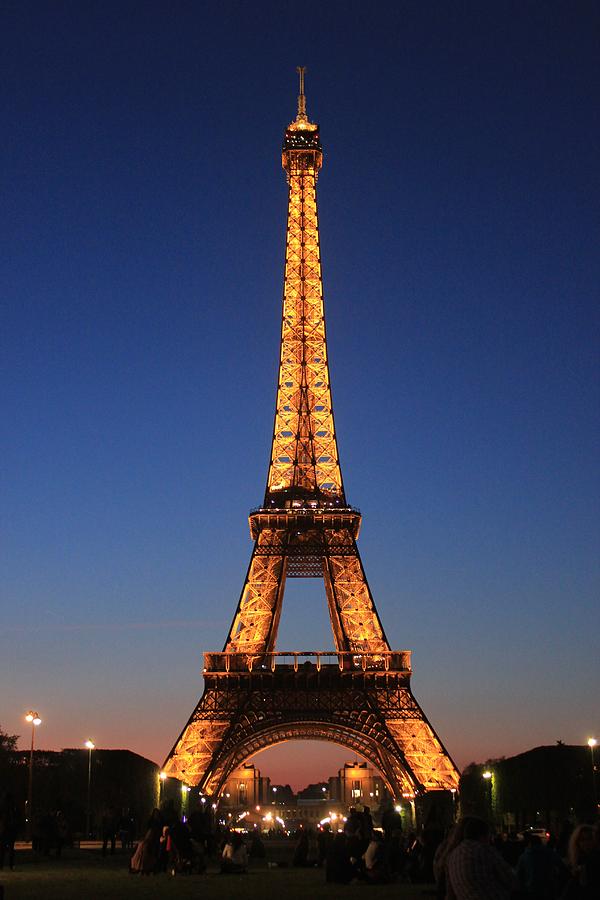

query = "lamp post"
[[159, 771, 167, 806], [181, 784, 191, 820], [84, 740, 95, 838], [450, 788, 458, 821], [25, 711, 42, 841], [588, 738, 598, 811], [482, 770, 493, 823]]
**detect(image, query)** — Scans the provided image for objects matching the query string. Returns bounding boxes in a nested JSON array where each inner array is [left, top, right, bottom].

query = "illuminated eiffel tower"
[[163, 70, 459, 801]]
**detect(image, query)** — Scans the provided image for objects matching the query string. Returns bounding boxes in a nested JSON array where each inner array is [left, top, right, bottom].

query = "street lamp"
[[84, 740, 95, 838], [482, 770, 493, 822], [25, 711, 42, 841], [588, 738, 597, 810], [181, 784, 191, 820], [159, 770, 167, 805], [450, 788, 458, 820]]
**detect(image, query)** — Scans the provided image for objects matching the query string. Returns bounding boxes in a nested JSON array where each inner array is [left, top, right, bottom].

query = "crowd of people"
[[433, 817, 600, 899], [219, 807, 598, 899], [129, 806, 213, 875], [2, 786, 599, 898]]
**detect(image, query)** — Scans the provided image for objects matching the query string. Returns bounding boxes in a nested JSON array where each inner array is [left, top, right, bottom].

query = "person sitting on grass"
[[326, 832, 354, 884], [130, 808, 163, 875], [363, 830, 390, 884], [293, 831, 310, 867], [221, 832, 248, 874]]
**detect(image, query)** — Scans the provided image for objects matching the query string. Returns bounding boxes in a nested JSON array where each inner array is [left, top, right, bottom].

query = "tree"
[[0, 725, 20, 797], [0, 725, 18, 753]]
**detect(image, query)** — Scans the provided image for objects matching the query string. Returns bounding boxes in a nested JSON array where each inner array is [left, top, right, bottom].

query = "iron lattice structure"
[[163, 71, 459, 799]]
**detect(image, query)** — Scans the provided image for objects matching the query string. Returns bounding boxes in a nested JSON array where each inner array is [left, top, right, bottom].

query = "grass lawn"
[[0, 849, 436, 900]]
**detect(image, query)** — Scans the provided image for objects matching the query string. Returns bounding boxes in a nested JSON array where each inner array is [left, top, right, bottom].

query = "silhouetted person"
[[562, 824, 600, 898], [101, 809, 117, 856], [382, 804, 402, 840], [363, 830, 390, 883], [422, 823, 444, 883], [55, 811, 69, 858], [40, 811, 55, 855], [361, 805, 374, 843], [158, 824, 170, 872], [385, 826, 406, 879], [326, 832, 353, 884], [345, 807, 362, 838], [130, 808, 163, 875], [221, 832, 247, 873], [446, 816, 518, 900], [248, 831, 266, 859], [31, 812, 43, 853], [169, 820, 197, 874], [405, 831, 425, 882], [293, 830, 309, 867], [344, 816, 366, 875], [515, 833, 565, 898], [0, 794, 19, 870], [317, 823, 333, 867], [434, 820, 467, 899], [117, 812, 133, 849]]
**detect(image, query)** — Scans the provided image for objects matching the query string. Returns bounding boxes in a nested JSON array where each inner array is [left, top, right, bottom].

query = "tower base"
[[163, 652, 459, 798]]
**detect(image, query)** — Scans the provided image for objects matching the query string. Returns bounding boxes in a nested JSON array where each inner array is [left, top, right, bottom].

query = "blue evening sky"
[[2, 1, 598, 788]]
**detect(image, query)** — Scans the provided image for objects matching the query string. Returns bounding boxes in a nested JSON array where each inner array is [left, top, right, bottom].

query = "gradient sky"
[[2, 2, 599, 791]]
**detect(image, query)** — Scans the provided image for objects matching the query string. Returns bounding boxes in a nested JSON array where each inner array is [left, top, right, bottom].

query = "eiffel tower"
[[163, 70, 459, 801]]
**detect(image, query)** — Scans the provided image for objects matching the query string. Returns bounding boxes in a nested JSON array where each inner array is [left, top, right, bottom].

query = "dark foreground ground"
[[0, 849, 434, 900]]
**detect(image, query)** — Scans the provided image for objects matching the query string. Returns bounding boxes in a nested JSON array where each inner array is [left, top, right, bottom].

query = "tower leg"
[[224, 529, 288, 656], [322, 529, 390, 655]]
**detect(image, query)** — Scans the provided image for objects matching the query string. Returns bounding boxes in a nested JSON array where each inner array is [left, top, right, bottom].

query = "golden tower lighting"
[[163, 70, 459, 802]]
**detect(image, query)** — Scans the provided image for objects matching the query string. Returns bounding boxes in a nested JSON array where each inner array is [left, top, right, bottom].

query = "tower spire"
[[296, 65, 307, 121]]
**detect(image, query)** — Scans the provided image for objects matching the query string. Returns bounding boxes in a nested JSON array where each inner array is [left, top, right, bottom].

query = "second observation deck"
[[203, 650, 411, 675], [249, 505, 362, 540]]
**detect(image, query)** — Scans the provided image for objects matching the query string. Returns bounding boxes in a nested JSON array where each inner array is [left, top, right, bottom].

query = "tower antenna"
[[296, 65, 307, 120]]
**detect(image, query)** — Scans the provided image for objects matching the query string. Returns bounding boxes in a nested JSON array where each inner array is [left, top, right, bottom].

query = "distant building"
[[3, 748, 167, 838], [219, 763, 262, 808], [331, 761, 389, 809], [268, 782, 296, 805], [217, 758, 393, 828], [460, 744, 597, 832]]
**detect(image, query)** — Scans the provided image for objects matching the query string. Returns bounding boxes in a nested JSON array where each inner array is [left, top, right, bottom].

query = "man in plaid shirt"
[[446, 817, 518, 900]]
